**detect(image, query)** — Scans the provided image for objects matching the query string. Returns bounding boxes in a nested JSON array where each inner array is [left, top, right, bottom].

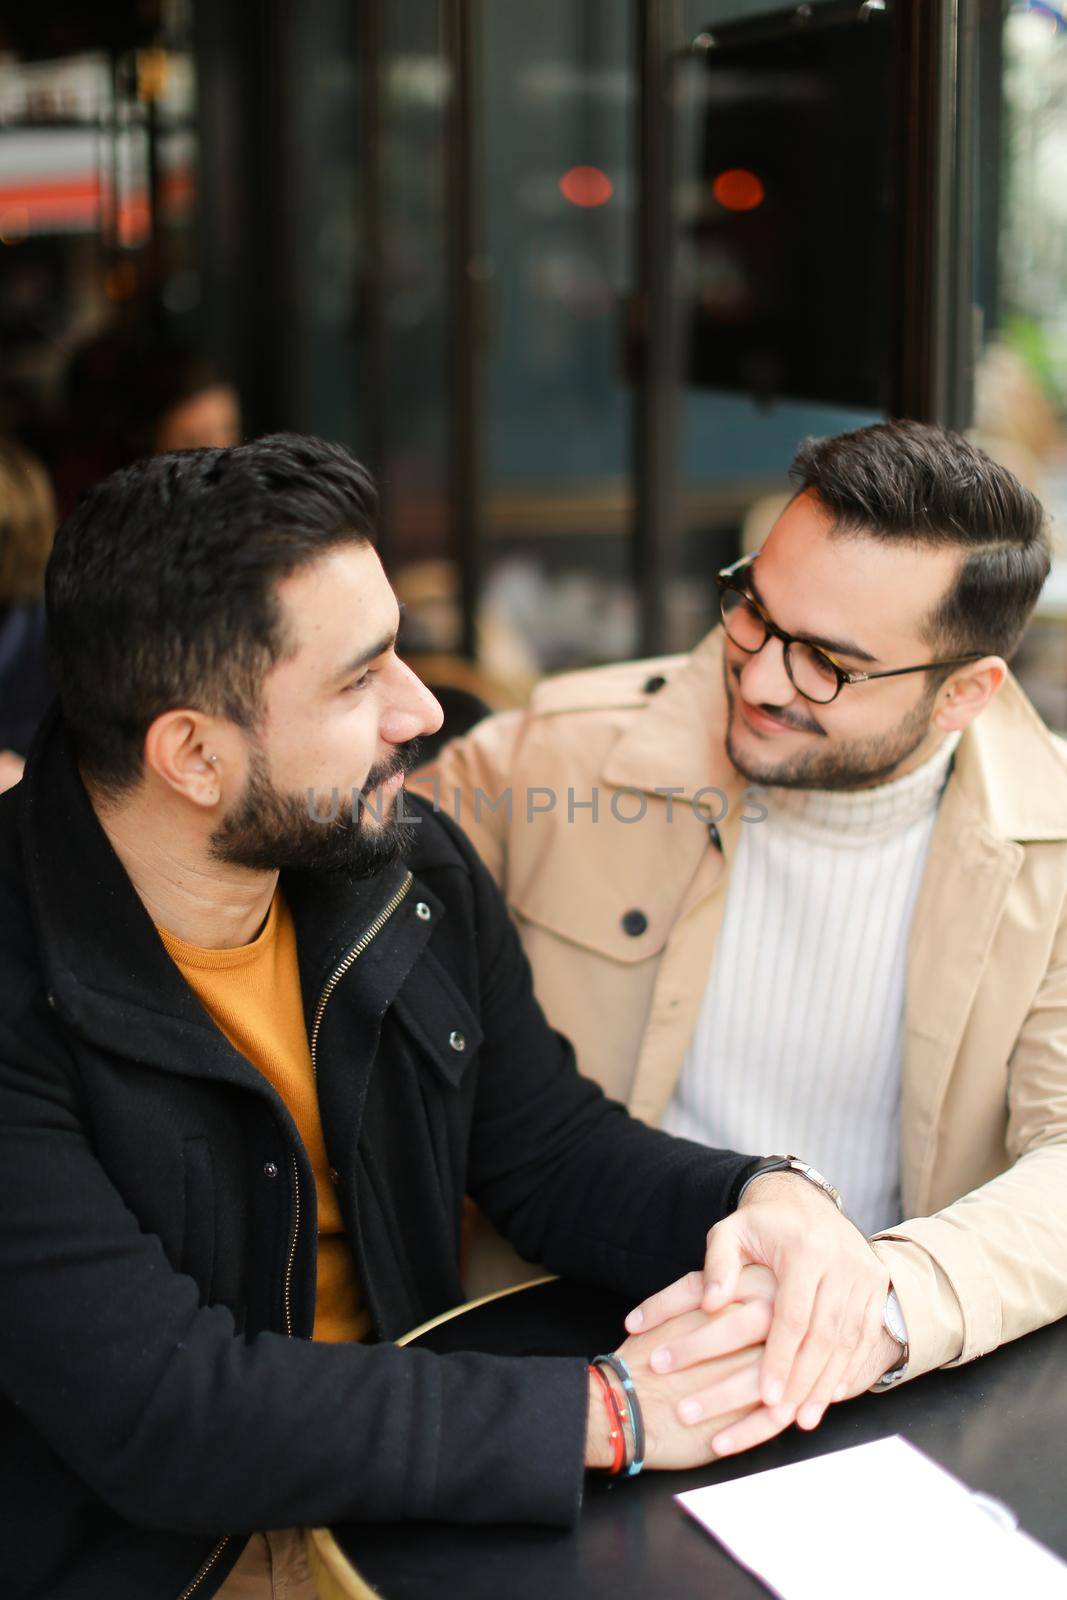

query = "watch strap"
[[736, 1154, 844, 1213]]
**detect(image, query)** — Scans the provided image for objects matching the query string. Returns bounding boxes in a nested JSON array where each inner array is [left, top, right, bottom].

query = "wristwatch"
[[736, 1154, 845, 1213], [873, 1288, 910, 1388]]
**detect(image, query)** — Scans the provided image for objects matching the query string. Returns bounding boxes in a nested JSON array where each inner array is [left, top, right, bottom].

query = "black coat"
[[0, 710, 755, 1599]]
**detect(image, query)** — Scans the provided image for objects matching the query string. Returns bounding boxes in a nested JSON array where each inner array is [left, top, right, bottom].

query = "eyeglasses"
[[716, 554, 982, 707]]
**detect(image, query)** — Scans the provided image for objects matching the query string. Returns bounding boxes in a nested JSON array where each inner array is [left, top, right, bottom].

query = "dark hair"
[[46, 433, 378, 798], [63, 328, 234, 462], [790, 419, 1050, 662], [121, 341, 234, 457]]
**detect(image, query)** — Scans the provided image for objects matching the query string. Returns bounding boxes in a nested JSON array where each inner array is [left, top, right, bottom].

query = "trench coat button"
[[46, 991, 57, 1010], [449, 1030, 466, 1052], [621, 908, 648, 937], [263, 1161, 279, 1180], [415, 901, 431, 921]]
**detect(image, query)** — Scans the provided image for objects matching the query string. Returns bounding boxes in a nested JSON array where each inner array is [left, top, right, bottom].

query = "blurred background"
[[4, 0, 1067, 758]]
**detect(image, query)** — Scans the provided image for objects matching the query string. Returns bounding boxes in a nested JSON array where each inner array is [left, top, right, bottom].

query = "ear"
[[931, 656, 1007, 734], [142, 711, 232, 808]]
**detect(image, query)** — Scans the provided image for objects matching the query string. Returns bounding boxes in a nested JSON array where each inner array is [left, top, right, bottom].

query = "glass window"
[[974, 1, 1067, 731], [666, 1, 888, 653], [477, 0, 638, 685]]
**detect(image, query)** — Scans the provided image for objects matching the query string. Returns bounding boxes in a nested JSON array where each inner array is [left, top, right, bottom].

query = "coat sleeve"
[[413, 710, 527, 887], [0, 1014, 591, 1536], [870, 903, 1067, 1381], [447, 812, 757, 1298]]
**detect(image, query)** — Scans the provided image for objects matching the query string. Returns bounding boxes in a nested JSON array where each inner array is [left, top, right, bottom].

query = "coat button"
[[329, 1167, 340, 1185], [263, 1161, 279, 1180], [621, 909, 648, 937], [415, 901, 431, 921], [449, 1030, 466, 1052]]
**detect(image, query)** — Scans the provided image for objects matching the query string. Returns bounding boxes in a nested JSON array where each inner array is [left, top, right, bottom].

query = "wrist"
[[872, 1287, 909, 1386], [874, 1324, 907, 1381], [739, 1169, 838, 1211], [587, 1354, 645, 1477], [736, 1155, 844, 1214], [585, 1369, 615, 1470]]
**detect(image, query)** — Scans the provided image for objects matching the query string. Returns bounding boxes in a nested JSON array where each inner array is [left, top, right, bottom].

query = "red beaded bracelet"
[[588, 1362, 627, 1476]]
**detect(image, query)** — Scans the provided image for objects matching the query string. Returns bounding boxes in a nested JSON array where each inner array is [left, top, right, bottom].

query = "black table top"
[[327, 1278, 1067, 1600]]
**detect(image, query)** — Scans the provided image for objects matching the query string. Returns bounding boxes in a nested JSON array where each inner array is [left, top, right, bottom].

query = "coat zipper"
[[308, 869, 414, 1078], [177, 1162, 302, 1598], [291, 867, 412, 1334], [174, 870, 413, 1600], [282, 1149, 301, 1337], [176, 1535, 228, 1600]]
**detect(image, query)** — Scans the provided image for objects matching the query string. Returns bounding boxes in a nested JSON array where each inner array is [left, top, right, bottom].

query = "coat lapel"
[[902, 676, 1067, 1212], [599, 630, 750, 1120], [902, 787, 1022, 1212]]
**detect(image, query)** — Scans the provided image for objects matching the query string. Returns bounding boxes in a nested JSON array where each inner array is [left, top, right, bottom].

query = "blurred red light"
[[712, 168, 765, 212], [559, 166, 614, 208]]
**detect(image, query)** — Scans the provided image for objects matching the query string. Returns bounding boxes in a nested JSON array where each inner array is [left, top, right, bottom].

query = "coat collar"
[[947, 672, 1067, 842], [600, 629, 741, 806], [18, 706, 433, 1081], [601, 625, 1067, 843]]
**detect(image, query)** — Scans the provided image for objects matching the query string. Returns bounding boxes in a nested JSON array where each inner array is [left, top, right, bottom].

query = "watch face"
[[884, 1291, 908, 1346]]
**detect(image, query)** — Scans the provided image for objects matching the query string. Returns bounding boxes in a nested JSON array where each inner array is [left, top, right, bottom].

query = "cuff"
[[868, 1235, 961, 1380], [871, 1213, 1003, 1374]]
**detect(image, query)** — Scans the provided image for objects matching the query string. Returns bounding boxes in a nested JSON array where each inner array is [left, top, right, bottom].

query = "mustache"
[[728, 664, 825, 737], [360, 739, 422, 798]]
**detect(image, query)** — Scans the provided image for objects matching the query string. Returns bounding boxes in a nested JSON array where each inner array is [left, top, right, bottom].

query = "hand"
[[623, 1263, 775, 1385], [0, 750, 24, 794], [830, 1323, 907, 1409], [585, 1303, 766, 1472], [625, 1172, 890, 1422], [602, 1265, 785, 1462], [662, 1312, 908, 1465], [585, 1305, 767, 1465]]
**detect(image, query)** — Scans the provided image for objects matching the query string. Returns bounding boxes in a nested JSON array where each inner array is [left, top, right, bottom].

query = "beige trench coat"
[[421, 629, 1067, 1381]]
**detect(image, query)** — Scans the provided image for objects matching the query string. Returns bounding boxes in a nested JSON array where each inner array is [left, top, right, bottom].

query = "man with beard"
[[424, 419, 1067, 1452], [0, 434, 884, 1600]]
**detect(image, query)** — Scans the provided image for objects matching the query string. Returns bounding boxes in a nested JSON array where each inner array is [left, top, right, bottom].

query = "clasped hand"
[[618, 1174, 904, 1466], [611, 1268, 773, 1469]]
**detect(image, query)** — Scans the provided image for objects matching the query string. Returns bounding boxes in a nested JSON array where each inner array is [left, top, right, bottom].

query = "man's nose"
[[380, 661, 444, 743], [737, 634, 796, 708]]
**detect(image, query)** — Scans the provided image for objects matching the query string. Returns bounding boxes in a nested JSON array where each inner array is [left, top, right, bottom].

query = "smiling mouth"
[[738, 699, 799, 736]]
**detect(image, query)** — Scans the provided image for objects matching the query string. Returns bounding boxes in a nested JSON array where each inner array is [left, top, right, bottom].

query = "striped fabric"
[[662, 735, 960, 1236]]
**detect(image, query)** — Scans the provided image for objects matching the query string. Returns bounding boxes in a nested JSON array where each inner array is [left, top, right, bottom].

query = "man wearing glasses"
[[423, 419, 1067, 1453]]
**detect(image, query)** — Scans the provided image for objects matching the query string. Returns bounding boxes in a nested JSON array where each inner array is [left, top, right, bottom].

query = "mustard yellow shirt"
[[158, 893, 370, 1343]]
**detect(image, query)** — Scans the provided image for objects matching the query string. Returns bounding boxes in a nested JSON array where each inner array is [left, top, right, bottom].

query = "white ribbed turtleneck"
[[661, 733, 960, 1236]]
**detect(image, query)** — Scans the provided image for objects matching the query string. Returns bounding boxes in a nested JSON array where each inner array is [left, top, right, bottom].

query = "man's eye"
[[345, 669, 376, 693]]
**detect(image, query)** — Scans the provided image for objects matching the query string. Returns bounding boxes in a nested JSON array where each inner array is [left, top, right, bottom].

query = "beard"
[[209, 740, 421, 878], [723, 660, 934, 791]]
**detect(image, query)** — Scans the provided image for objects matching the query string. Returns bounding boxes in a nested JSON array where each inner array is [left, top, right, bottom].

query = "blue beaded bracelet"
[[592, 1353, 645, 1477]]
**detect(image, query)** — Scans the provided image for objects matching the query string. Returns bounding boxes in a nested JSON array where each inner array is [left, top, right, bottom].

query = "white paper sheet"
[[675, 1435, 1067, 1599]]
